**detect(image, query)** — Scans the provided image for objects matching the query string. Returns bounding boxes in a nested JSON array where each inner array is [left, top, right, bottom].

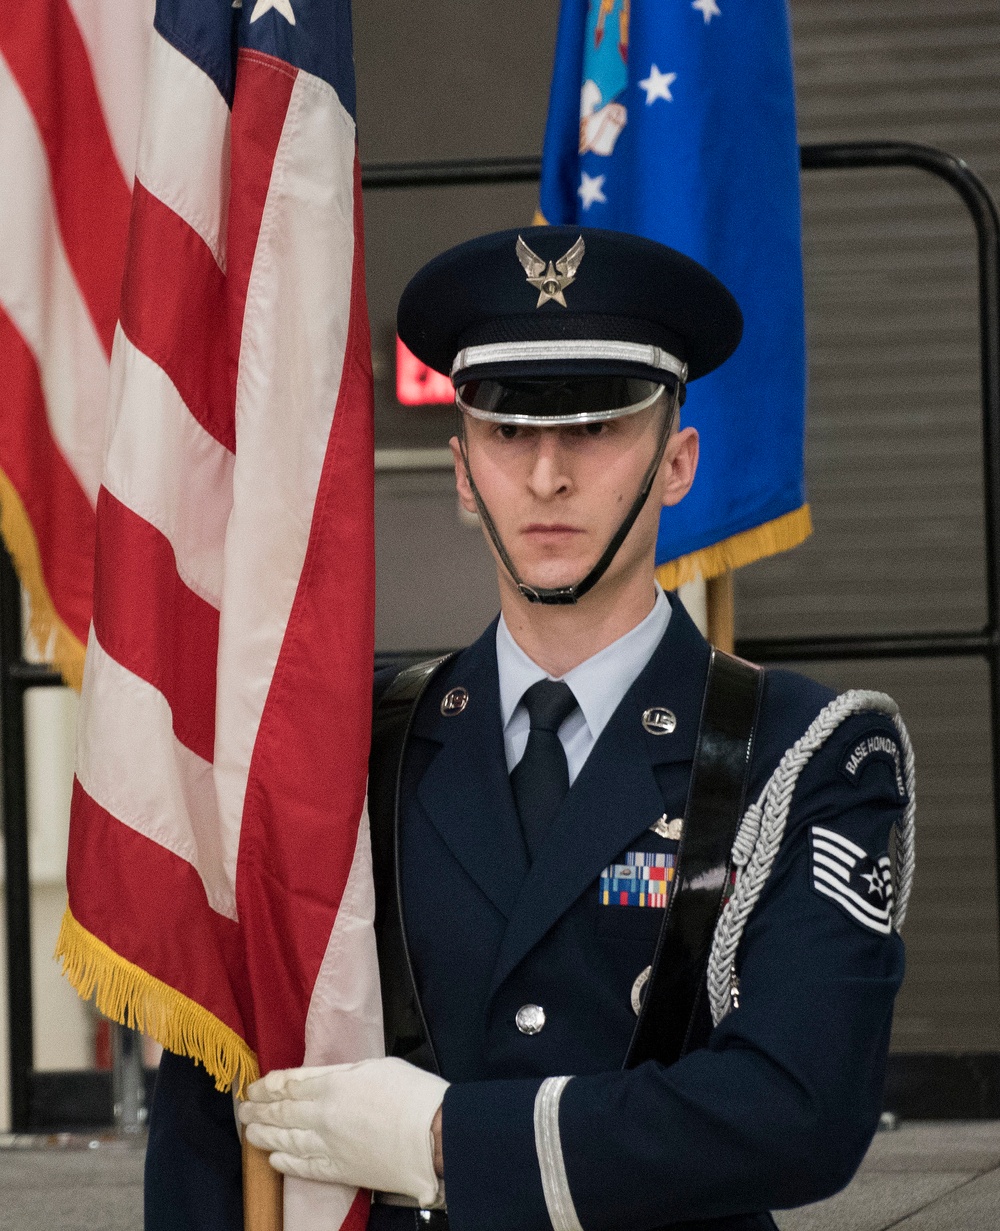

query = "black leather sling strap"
[[369, 646, 762, 1074], [369, 655, 455, 1073], [625, 648, 763, 1068]]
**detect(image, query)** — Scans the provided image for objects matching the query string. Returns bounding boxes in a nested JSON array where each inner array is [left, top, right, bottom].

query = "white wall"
[[0, 686, 91, 1132]]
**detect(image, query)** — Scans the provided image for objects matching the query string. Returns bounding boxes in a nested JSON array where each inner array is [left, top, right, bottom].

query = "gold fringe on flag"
[[55, 906, 260, 1096], [0, 468, 86, 691], [656, 504, 813, 591]]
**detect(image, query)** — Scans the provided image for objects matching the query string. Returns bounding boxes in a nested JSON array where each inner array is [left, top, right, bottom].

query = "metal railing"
[[3, 142, 998, 1130]]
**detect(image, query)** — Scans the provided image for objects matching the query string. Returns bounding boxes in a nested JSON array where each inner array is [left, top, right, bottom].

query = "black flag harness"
[[368, 644, 763, 1076]]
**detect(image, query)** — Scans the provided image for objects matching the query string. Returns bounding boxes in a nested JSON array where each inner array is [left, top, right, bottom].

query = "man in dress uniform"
[[146, 226, 914, 1231]]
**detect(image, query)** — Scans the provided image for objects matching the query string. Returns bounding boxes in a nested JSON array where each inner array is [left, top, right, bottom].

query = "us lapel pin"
[[642, 707, 676, 735], [440, 687, 469, 716]]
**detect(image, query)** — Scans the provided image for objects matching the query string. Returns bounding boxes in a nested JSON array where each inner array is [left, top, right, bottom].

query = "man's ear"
[[659, 426, 699, 508], [450, 435, 478, 515]]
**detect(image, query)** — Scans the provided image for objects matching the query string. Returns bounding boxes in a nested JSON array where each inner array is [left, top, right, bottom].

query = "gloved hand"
[[237, 1057, 449, 1207]]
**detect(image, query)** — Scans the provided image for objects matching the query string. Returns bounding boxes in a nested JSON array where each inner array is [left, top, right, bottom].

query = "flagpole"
[[706, 571, 735, 653], [243, 1139, 283, 1231]]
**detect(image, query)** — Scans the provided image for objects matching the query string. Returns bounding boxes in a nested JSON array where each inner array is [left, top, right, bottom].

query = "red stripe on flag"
[[237, 154, 375, 1071], [341, 1191, 372, 1231], [227, 51, 296, 383], [0, 305, 95, 645], [68, 779, 249, 1039], [93, 488, 219, 762], [0, 1, 131, 358], [119, 182, 236, 453]]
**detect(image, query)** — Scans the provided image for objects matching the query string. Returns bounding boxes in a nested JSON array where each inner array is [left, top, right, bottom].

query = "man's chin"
[[505, 563, 595, 595]]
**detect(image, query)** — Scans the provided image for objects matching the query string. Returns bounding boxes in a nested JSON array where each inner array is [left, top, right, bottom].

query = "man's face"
[[450, 399, 698, 601]]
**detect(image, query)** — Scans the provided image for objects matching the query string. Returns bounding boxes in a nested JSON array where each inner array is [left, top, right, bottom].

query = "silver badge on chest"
[[631, 965, 652, 1016], [650, 815, 683, 840]]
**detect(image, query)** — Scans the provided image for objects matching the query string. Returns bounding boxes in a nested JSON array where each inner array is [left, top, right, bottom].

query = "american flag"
[[0, 1, 153, 687], [54, 2, 381, 1227]]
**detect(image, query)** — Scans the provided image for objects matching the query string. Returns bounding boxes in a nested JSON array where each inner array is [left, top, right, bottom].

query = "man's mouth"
[[522, 523, 585, 537]]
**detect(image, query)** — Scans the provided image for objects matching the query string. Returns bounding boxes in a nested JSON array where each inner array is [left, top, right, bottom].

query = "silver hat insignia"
[[516, 234, 586, 308]]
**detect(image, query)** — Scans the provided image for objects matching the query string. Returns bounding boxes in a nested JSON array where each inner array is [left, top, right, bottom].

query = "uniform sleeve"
[[145, 1050, 244, 1231], [442, 711, 907, 1231]]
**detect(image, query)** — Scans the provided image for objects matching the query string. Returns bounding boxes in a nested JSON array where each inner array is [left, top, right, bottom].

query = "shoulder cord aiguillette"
[[707, 689, 917, 1027]]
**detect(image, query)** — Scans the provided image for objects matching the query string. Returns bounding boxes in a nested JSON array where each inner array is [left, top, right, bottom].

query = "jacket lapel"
[[413, 622, 529, 919], [488, 599, 712, 999]]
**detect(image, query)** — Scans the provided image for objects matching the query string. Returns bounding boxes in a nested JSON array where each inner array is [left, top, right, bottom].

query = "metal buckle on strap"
[[373, 1191, 448, 1215]]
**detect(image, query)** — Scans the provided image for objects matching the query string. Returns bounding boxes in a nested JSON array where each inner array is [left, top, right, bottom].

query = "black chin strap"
[[458, 389, 679, 606]]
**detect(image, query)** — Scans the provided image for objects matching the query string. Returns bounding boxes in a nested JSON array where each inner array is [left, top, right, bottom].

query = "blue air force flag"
[[539, 0, 811, 585]]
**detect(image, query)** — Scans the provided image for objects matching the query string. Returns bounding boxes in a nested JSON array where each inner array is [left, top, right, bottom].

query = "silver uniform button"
[[515, 1004, 546, 1035]]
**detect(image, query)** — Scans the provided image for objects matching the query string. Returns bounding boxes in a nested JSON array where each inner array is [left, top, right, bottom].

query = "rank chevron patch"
[[809, 825, 894, 935]]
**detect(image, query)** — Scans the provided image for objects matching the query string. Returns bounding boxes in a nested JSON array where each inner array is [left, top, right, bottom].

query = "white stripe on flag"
[[812, 867, 892, 923], [0, 52, 108, 503], [812, 825, 867, 860], [303, 803, 384, 1064], [136, 31, 232, 270], [213, 69, 357, 895], [77, 627, 236, 919], [813, 881, 892, 936], [104, 326, 232, 608], [288, 805, 382, 1227], [66, 0, 156, 188]]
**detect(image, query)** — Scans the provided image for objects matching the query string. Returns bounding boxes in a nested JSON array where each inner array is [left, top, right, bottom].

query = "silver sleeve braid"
[[707, 690, 916, 1027]]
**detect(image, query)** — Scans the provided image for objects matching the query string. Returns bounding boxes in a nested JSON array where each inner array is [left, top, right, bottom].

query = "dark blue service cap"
[[397, 225, 743, 388]]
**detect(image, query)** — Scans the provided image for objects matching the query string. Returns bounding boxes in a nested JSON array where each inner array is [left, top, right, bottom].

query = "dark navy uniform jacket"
[[145, 599, 906, 1231]]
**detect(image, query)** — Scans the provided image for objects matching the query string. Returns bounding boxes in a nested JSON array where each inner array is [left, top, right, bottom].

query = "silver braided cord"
[[707, 689, 917, 1027]]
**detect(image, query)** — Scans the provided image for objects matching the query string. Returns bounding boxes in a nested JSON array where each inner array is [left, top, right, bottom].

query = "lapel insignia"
[[440, 686, 469, 716], [650, 815, 683, 840], [515, 234, 586, 308], [600, 851, 675, 908], [642, 706, 677, 735]]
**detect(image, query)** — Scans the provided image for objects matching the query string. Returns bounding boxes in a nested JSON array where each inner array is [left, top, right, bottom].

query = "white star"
[[250, 0, 295, 25], [861, 869, 885, 898], [578, 172, 607, 210], [638, 65, 677, 106], [692, 0, 721, 23]]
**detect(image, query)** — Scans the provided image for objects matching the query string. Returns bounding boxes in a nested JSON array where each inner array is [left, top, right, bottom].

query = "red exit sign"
[[396, 336, 454, 406]]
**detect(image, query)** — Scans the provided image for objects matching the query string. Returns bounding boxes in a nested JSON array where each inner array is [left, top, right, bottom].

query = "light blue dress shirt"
[[496, 585, 672, 785]]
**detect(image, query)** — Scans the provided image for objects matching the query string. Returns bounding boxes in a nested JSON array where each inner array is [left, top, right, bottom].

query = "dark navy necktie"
[[510, 679, 579, 859]]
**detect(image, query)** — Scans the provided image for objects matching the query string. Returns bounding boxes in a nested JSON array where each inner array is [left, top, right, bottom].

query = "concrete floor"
[[2, 1121, 999, 1230]]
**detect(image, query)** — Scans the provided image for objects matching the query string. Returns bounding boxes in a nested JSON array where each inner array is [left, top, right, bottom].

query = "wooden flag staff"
[[244, 1138, 283, 1231], [707, 571, 735, 654]]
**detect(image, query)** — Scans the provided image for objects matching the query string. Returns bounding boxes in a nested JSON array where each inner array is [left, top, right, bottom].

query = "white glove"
[[238, 1057, 449, 1207]]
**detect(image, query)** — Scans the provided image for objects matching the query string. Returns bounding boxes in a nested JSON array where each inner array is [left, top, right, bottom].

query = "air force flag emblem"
[[810, 826, 894, 936]]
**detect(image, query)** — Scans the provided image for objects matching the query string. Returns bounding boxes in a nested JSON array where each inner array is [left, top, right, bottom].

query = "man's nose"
[[527, 432, 572, 499]]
